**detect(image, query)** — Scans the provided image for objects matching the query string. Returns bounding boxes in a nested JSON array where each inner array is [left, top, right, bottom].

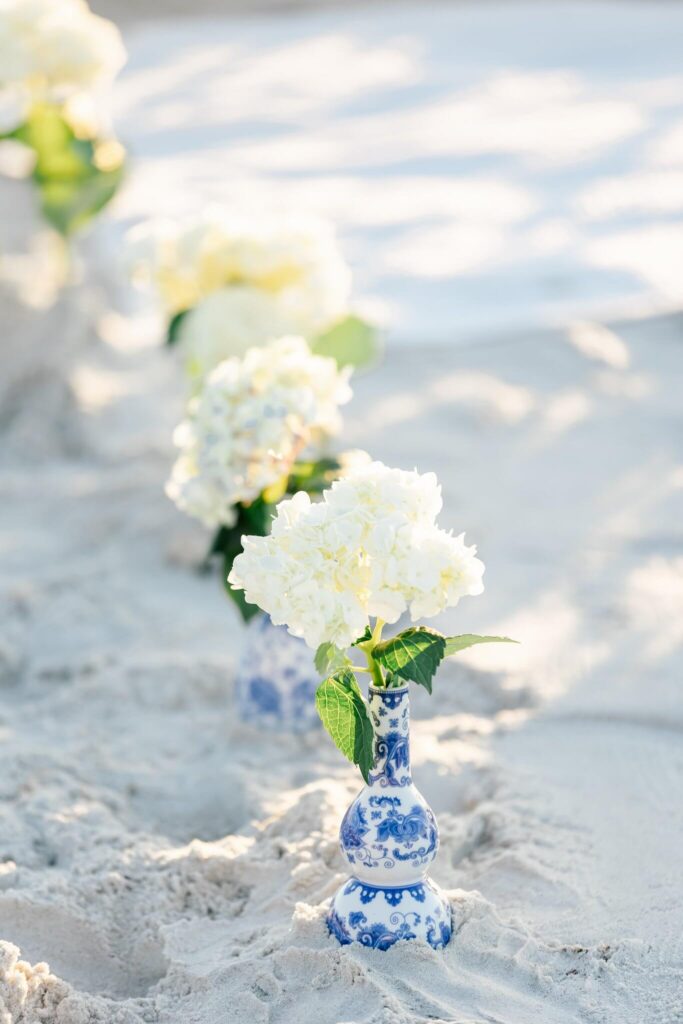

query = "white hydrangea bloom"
[[175, 287, 293, 380], [229, 462, 485, 650], [165, 336, 352, 529], [0, 0, 125, 124], [337, 448, 372, 476], [127, 211, 352, 380]]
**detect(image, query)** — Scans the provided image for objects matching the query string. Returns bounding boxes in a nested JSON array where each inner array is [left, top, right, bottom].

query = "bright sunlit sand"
[[105, 1, 683, 342], [1, 2, 682, 1023]]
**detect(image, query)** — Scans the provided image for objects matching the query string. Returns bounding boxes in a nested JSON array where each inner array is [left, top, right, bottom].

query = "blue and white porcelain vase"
[[234, 613, 321, 732], [327, 684, 452, 950]]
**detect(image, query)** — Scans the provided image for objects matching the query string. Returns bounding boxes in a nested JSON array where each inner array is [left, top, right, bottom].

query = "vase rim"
[[368, 683, 410, 693]]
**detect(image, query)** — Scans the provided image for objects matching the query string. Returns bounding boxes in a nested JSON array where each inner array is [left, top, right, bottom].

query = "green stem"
[[364, 646, 385, 688], [360, 617, 386, 688]]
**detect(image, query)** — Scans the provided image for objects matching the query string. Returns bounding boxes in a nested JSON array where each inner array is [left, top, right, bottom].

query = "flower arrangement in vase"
[[229, 461, 515, 948], [127, 210, 380, 386], [166, 333, 368, 730], [0, 0, 126, 238]]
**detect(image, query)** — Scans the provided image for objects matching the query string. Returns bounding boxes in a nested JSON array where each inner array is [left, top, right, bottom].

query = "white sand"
[[107, 1, 683, 342], [2, 3, 683, 1023]]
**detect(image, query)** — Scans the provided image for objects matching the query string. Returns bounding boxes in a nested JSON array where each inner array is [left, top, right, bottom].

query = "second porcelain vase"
[[327, 684, 452, 950], [234, 613, 321, 732]]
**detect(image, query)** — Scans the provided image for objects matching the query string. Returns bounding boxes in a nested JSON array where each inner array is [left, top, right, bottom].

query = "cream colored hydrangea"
[[127, 211, 352, 381], [337, 448, 372, 476], [0, 0, 125, 127], [175, 287, 293, 380], [166, 336, 352, 529], [229, 462, 485, 650]]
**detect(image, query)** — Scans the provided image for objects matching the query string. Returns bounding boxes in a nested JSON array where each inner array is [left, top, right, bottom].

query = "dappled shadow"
[[109, 5, 683, 339], [3, 7, 683, 1013], [347, 309, 683, 725]]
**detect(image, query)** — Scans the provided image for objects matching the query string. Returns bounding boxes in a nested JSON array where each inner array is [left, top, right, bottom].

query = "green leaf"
[[311, 315, 380, 372], [39, 162, 124, 235], [444, 634, 518, 656], [207, 521, 244, 566], [315, 670, 374, 782], [352, 626, 372, 647], [261, 474, 289, 505], [373, 626, 447, 694], [314, 642, 351, 676], [198, 525, 231, 573], [13, 106, 84, 178], [289, 459, 330, 493], [13, 104, 125, 235], [240, 496, 274, 538], [287, 457, 340, 496], [209, 502, 273, 624], [167, 310, 188, 346], [207, 525, 231, 558]]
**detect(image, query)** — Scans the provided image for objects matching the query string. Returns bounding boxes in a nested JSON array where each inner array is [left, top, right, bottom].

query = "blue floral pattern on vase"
[[369, 731, 411, 787], [340, 802, 370, 849], [376, 803, 436, 845], [234, 614, 321, 732], [329, 880, 452, 951], [328, 685, 452, 950], [343, 878, 427, 906]]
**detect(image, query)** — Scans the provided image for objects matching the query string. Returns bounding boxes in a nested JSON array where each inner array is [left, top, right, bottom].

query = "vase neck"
[[367, 685, 412, 788]]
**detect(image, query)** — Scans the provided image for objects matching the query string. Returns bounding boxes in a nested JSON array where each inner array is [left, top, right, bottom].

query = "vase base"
[[327, 877, 451, 950]]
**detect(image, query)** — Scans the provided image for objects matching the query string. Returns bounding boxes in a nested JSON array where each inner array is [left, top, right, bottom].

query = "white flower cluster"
[[229, 462, 485, 650], [166, 336, 352, 529], [127, 211, 352, 382], [0, 0, 125, 131]]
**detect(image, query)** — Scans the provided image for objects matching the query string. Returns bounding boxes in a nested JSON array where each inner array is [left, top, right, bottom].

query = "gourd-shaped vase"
[[327, 684, 452, 950], [234, 613, 321, 732]]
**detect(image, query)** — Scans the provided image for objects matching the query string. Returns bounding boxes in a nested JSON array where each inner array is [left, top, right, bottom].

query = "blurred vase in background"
[[234, 614, 321, 732]]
